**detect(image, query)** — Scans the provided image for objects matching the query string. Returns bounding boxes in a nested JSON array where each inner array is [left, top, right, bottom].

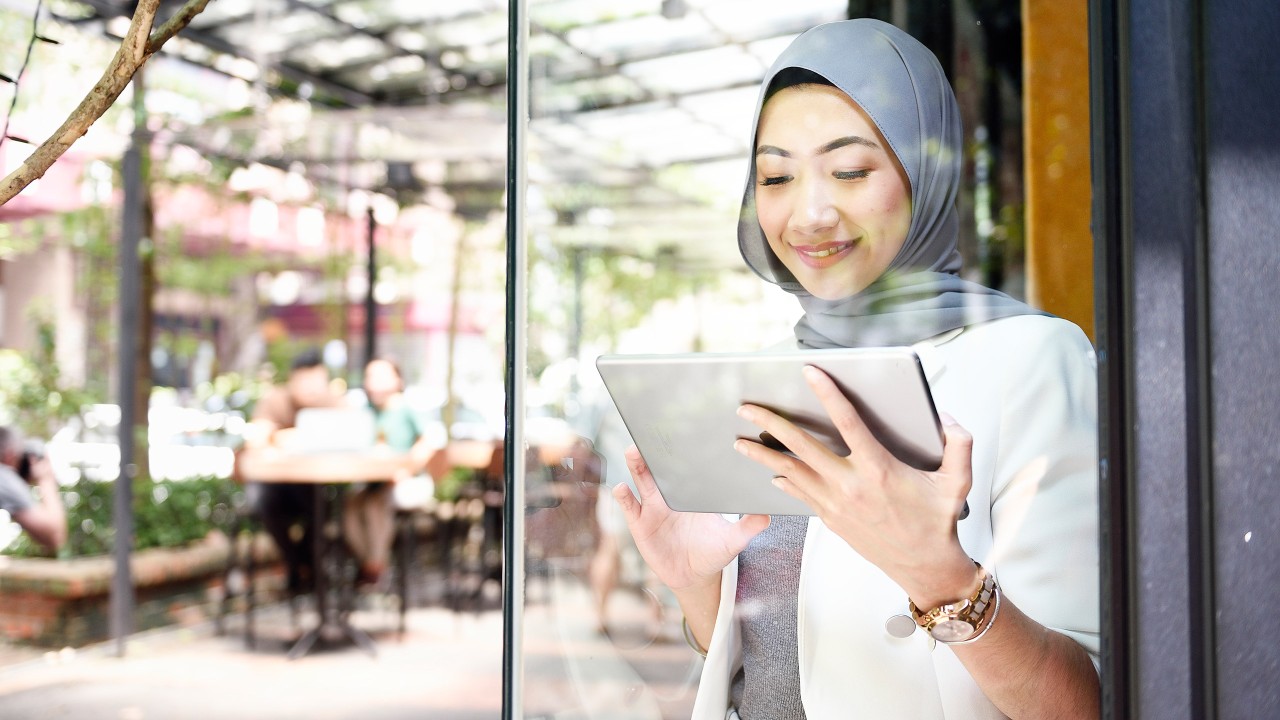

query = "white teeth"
[[803, 243, 849, 258]]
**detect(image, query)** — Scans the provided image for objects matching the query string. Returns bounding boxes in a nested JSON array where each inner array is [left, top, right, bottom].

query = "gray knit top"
[[728, 514, 809, 719]]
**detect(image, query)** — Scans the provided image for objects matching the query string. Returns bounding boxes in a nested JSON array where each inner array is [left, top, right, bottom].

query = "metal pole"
[[111, 121, 143, 659], [503, 0, 529, 714], [364, 207, 377, 368]]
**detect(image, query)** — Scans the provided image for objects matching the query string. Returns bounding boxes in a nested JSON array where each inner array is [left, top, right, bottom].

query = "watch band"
[[947, 582, 1001, 646], [908, 562, 999, 644], [681, 615, 708, 658]]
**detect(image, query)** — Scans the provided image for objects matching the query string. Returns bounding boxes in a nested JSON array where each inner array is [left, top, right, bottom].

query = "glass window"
[[513, 2, 1099, 717]]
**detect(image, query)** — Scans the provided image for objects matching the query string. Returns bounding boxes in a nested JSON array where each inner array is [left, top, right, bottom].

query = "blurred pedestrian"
[[0, 425, 66, 551]]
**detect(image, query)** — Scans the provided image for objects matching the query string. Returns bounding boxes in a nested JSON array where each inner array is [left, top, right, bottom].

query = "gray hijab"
[[739, 19, 1044, 349]]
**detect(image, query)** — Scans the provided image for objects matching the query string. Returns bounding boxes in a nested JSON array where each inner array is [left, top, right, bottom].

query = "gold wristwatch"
[[909, 563, 1000, 645]]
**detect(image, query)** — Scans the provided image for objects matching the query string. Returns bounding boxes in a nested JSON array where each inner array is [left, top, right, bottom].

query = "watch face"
[[931, 619, 977, 643]]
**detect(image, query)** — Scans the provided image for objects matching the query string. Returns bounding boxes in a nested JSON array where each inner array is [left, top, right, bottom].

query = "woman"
[[345, 357, 435, 586], [612, 19, 1100, 719]]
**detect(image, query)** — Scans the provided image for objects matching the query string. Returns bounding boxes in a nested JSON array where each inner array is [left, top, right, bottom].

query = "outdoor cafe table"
[[237, 448, 413, 660]]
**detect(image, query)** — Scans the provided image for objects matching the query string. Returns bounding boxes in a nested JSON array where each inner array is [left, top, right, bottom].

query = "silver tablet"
[[596, 347, 943, 516]]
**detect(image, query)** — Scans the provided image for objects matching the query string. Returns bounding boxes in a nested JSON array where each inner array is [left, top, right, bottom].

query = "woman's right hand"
[[612, 444, 770, 593]]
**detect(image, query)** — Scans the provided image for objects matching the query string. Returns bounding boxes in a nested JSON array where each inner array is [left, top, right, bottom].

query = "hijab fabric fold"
[[738, 19, 1045, 350]]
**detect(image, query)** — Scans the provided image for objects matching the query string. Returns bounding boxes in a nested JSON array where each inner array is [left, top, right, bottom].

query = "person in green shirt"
[[343, 357, 433, 587]]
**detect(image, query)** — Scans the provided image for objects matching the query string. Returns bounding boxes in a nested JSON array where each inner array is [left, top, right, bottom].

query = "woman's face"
[[363, 359, 402, 409], [754, 84, 912, 300]]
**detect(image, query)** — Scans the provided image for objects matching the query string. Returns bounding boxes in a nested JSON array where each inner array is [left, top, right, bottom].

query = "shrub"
[[3, 475, 240, 559]]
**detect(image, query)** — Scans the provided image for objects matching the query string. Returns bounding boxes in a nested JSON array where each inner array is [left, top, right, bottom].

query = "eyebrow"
[[755, 135, 880, 158]]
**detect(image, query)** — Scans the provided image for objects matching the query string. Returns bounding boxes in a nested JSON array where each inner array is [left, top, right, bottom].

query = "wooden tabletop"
[[239, 439, 503, 484], [238, 448, 415, 484]]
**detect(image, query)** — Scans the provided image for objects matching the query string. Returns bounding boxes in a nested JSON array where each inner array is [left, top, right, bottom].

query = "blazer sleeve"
[[988, 317, 1101, 667]]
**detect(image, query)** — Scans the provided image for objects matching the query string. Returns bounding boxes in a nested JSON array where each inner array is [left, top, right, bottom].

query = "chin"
[[799, 277, 866, 301], [789, 263, 871, 301], [809, 289, 856, 301]]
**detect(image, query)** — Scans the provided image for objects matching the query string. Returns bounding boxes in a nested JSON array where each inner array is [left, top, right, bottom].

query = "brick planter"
[[0, 531, 244, 647]]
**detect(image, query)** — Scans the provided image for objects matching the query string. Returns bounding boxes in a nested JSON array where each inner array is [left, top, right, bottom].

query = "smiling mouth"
[[797, 240, 856, 260]]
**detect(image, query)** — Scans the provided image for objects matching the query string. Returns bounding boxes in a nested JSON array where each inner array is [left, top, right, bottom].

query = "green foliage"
[[3, 475, 240, 559], [194, 371, 266, 420], [0, 221, 41, 260], [152, 220, 280, 299], [434, 465, 476, 503], [0, 315, 94, 438], [526, 240, 717, 379], [533, 6, 648, 35], [57, 205, 121, 399], [0, 8, 123, 131], [525, 179, 726, 379]]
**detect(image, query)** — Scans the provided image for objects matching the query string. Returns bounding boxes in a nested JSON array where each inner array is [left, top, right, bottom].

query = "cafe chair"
[[388, 505, 431, 637], [216, 501, 263, 648], [216, 499, 307, 649]]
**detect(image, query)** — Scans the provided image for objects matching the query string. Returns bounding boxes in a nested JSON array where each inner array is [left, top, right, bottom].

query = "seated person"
[[343, 357, 435, 587], [0, 425, 67, 552], [241, 348, 343, 593]]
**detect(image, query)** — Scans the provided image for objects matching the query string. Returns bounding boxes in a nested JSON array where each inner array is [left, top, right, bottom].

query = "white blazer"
[[691, 315, 1101, 720]]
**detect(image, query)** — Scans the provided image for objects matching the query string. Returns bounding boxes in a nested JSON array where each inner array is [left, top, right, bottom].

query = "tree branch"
[[0, 0, 212, 206], [148, 0, 213, 53]]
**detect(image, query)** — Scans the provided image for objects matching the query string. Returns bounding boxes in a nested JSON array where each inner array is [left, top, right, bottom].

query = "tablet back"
[[596, 348, 942, 516]]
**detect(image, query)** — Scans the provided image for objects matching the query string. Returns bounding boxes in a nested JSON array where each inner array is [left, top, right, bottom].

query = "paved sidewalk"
[[0, 602, 504, 720], [0, 568, 701, 719], [521, 565, 701, 719]]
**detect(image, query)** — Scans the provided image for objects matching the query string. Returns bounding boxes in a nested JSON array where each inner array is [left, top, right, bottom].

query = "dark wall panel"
[[1125, 0, 1202, 716], [1203, 0, 1280, 715]]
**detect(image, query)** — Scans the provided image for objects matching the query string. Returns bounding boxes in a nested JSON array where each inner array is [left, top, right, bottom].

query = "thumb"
[[937, 413, 974, 477], [723, 513, 771, 554]]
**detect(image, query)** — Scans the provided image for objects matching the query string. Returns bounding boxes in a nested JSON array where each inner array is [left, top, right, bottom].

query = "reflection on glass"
[[521, 4, 1098, 719]]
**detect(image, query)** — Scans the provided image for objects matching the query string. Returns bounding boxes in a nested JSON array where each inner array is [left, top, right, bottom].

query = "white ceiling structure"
[[60, 0, 853, 268]]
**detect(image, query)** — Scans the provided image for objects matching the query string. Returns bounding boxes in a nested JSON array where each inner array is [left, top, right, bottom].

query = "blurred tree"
[[0, 0, 212, 205], [0, 312, 92, 439]]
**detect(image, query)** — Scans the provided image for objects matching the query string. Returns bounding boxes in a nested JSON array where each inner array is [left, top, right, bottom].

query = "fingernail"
[[771, 477, 785, 488], [736, 405, 753, 420], [733, 439, 747, 454]]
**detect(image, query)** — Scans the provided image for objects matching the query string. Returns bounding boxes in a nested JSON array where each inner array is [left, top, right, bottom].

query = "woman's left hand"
[[734, 364, 978, 608]]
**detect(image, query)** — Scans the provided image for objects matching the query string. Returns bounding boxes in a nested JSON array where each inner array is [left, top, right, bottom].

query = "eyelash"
[[758, 169, 870, 186]]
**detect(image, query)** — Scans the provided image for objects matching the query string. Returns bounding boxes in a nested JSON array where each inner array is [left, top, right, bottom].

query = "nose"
[[789, 176, 838, 235]]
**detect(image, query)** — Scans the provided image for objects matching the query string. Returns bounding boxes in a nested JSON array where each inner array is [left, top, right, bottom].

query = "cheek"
[[860, 187, 911, 243], [885, 182, 913, 226], [755, 197, 787, 242], [890, 194, 911, 226]]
